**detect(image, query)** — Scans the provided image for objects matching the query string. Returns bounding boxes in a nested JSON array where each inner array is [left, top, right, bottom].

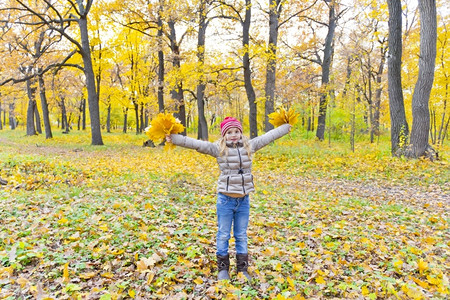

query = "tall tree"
[[406, 0, 437, 158], [263, 0, 317, 132], [22, 66, 38, 136], [196, 0, 209, 140], [295, 1, 343, 140], [76, 0, 103, 145], [243, 0, 258, 138], [387, 0, 409, 154], [167, 14, 187, 135], [316, 0, 337, 141], [38, 71, 53, 139], [263, 0, 282, 132], [157, 2, 165, 113]]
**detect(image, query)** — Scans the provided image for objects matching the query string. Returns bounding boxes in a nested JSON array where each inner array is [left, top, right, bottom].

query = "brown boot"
[[217, 254, 230, 280], [236, 254, 251, 280]]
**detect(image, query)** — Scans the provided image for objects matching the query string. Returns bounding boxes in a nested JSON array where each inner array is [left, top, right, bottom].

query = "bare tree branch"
[[0, 50, 80, 86], [278, 0, 319, 28]]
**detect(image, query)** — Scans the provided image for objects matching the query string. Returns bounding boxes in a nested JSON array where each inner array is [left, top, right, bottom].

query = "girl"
[[166, 117, 291, 281]]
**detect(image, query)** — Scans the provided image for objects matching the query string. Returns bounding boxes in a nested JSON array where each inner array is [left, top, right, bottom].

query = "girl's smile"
[[225, 127, 241, 143]]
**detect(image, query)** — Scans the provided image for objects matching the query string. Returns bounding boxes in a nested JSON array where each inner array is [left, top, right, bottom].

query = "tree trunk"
[[68, 113, 73, 130], [373, 44, 387, 137], [144, 103, 149, 129], [78, 99, 83, 130], [0, 99, 3, 130], [387, 0, 409, 154], [140, 102, 144, 133], [34, 104, 42, 134], [316, 3, 336, 141], [264, 0, 282, 132], [133, 99, 139, 134], [365, 56, 374, 142], [123, 107, 128, 133], [82, 98, 86, 130], [407, 0, 437, 158], [38, 73, 52, 139], [9, 103, 16, 130], [107, 102, 111, 133], [157, 5, 165, 113], [430, 108, 436, 144], [60, 97, 69, 133], [168, 20, 187, 135], [25, 77, 37, 136], [197, 0, 208, 140], [78, 15, 103, 145], [243, 0, 258, 138]]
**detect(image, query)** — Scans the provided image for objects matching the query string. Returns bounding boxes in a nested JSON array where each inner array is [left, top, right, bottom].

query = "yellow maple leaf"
[[145, 113, 185, 148], [393, 259, 403, 268], [287, 277, 295, 289], [418, 259, 428, 274], [136, 259, 148, 272], [128, 289, 136, 298], [317, 269, 327, 276], [275, 262, 282, 272], [268, 107, 299, 127], [79, 272, 96, 280], [101, 272, 114, 279], [63, 263, 69, 283], [58, 218, 69, 225], [427, 275, 441, 285], [274, 277, 285, 284], [297, 242, 306, 249], [361, 286, 369, 295], [411, 276, 429, 289], [147, 271, 155, 284], [315, 276, 326, 284], [139, 232, 148, 241], [293, 263, 303, 272], [194, 277, 204, 285]]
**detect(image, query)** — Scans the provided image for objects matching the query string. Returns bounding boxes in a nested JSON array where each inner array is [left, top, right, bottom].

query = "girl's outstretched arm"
[[250, 123, 291, 152], [167, 134, 219, 157]]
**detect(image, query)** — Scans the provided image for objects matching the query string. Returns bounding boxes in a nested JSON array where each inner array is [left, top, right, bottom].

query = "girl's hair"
[[218, 135, 252, 158]]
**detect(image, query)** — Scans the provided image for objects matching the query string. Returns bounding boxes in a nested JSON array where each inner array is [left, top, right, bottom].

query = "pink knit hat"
[[220, 117, 242, 137]]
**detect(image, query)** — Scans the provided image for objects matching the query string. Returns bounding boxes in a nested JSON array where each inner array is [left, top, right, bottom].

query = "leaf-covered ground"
[[0, 132, 449, 299]]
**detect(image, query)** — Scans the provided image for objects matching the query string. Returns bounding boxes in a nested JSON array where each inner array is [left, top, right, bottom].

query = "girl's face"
[[225, 127, 241, 143]]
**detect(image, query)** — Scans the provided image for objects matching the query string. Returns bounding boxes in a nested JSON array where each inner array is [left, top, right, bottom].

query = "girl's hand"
[[288, 124, 292, 132], [165, 134, 172, 143]]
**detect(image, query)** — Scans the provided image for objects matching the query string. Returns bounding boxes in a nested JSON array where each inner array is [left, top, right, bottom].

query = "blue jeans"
[[216, 193, 250, 256]]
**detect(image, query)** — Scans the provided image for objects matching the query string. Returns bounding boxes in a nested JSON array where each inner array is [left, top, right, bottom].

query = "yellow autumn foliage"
[[268, 107, 299, 127], [145, 113, 185, 150]]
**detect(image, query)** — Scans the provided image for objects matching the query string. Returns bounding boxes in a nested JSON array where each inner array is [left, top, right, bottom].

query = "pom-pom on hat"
[[220, 117, 243, 137]]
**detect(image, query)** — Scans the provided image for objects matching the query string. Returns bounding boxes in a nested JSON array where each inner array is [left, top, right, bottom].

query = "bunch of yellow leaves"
[[268, 107, 299, 127], [145, 113, 185, 150]]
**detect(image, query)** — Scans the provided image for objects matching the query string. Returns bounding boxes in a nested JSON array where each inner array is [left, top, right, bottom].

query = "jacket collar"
[[226, 139, 243, 148]]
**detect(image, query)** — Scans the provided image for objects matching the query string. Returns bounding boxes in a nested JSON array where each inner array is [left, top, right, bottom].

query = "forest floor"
[[0, 131, 449, 299]]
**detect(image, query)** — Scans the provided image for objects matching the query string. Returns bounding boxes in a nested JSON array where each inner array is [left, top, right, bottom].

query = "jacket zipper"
[[237, 147, 246, 194]]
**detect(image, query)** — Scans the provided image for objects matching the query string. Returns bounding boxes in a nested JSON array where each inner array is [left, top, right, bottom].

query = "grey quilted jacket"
[[170, 123, 291, 195]]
